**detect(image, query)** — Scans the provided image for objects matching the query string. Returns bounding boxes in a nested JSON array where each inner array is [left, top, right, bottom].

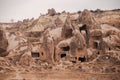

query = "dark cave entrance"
[[31, 52, 40, 57], [78, 57, 86, 62], [61, 46, 70, 51], [97, 51, 100, 55], [109, 47, 111, 51], [93, 42, 99, 49], [41, 52, 44, 56], [79, 24, 87, 33], [61, 53, 66, 58]]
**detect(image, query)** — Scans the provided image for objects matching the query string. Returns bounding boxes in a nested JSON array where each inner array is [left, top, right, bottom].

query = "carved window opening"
[[97, 51, 100, 55], [72, 61, 76, 63], [79, 24, 87, 33], [78, 57, 86, 62], [61, 53, 66, 58], [61, 46, 70, 51], [109, 47, 111, 51], [93, 42, 99, 49], [31, 52, 40, 57]]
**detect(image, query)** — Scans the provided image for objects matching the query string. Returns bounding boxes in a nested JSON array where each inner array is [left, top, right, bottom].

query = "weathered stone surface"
[[0, 30, 8, 57], [48, 8, 56, 16], [18, 53, 33, 66], [55, 17, 63, 27], [0, 9, 120, 77]]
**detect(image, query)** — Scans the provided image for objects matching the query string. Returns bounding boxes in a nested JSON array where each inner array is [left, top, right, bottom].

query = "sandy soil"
[[0, 70, 119, 80]]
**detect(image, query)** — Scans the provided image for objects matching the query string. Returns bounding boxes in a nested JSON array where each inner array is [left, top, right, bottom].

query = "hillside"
[[0, 9, 120, 80]]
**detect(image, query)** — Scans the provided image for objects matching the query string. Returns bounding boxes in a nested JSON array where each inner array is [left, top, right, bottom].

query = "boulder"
[[48, 8, 56, 16]]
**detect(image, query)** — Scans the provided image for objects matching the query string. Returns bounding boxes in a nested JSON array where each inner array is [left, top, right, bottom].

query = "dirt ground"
[[0, 70, 119, 80]]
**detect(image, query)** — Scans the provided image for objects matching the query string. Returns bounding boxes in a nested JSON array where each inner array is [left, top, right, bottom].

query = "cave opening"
[[41, 52, 44, 56], [97, 51, 100, 55], [61, 46, 70, 51], [61, 53, 66, 58], [78, 57, 86, 62], [31, 52, 40, 57], [93, 42, 99, 49], [109, 48, 111, 50], [79, 24, 87, 33], [72, 61, 76, 63]]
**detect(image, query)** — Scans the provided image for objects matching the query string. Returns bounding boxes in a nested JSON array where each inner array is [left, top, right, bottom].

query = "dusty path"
[[0, 62, 120, 80], [0, 71, 119, 80]]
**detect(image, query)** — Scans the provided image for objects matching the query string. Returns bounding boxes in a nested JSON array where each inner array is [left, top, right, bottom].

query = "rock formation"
[[0, 9, 120, 77], [0, 29, 8, 57], [48, 8, 56, 16]]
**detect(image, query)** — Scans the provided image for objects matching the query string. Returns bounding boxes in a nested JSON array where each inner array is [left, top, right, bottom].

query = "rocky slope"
[[0, 9, 120, 80]]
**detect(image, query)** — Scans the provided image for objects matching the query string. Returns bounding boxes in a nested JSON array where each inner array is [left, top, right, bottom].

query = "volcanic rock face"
[[0, 9, 120, 79]]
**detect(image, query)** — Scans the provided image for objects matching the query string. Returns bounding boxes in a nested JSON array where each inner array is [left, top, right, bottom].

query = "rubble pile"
[[0, 9, 120, 73]]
